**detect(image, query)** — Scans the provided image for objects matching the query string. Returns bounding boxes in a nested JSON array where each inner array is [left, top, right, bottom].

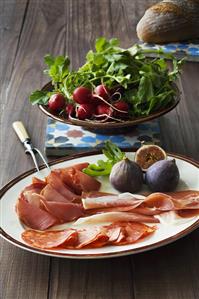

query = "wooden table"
[[1, 1, 199, 298]]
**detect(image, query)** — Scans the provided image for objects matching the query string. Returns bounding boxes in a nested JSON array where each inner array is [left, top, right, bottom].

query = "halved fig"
[[135, 145, 167, 171]]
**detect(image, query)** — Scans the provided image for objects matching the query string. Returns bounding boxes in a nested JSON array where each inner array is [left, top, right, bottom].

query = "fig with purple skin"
[[145, 159, 180, 192], [109, 158, 143, 193]]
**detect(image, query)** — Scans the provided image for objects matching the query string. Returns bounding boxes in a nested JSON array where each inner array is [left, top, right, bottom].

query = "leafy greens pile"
[[30, 37, 183, 117]]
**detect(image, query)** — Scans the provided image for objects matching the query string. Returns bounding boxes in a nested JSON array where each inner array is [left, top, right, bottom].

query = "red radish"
[[95, 104, 113, 116], [73, 87, 92, 104], [48, 94, 65, 111], [77, 104, 95, 120], [94, 84, 110, 100], [113, 101, 129, 117], [65, 104, 75, 117]]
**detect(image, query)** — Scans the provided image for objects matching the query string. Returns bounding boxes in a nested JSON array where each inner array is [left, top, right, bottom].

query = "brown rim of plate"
[[38, 82, 180, 130], [1, 150, 198, 259]]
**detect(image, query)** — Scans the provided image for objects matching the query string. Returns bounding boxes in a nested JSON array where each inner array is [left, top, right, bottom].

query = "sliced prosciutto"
[[22, 183, 45, 197], [41, 184, 71, 203], [68, 162, 89, 171], [41, 199, 84, 223], [46, 171, 80, 202], [144, 191, 199, 211], [16, 196, 58, 230], [74, 211, 159, 225], [168, 190, 199, 209], [22, 229, 78, 249], [59, 167, 101, 195], [82, 192, 143, 210], [81, 190, 199, 217], [32, 177, 47, 186], [143, 193, 175, 211]]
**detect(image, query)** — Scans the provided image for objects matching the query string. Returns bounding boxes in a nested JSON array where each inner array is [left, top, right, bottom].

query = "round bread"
[[136, 0, 199, 43]]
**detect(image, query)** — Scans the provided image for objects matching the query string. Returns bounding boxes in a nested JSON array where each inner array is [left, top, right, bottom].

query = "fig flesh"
[[145, 159, 180, 192], [135, 145, 167, 171], [109, 158, 143, 193]]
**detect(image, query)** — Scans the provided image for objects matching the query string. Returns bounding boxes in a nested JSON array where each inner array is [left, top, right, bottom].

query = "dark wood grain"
[[1, 1, 198, 299]]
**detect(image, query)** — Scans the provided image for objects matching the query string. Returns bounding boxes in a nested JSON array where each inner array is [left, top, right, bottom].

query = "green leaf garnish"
[[83, 141, 126, 177], [29, 90, 49, 105]]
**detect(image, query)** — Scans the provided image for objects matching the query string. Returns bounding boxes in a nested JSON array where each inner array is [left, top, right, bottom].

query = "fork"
[[12, 121, 51, 176]]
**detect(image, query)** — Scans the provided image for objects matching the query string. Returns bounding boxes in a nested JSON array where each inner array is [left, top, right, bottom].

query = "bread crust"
[[136, 0, 199, 43]]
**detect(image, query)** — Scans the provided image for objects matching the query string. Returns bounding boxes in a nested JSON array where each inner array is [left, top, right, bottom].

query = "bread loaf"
[[136, 0, 199, 43]]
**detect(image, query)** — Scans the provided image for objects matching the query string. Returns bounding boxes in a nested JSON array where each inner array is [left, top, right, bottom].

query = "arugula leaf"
[[44, 55, 70, 85], [29, 90, 49, 105], [44, 54, 55, 67]]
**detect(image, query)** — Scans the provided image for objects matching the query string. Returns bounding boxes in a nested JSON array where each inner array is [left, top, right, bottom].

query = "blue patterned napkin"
[[140, 40, 199, 61], [45, 118, 160, 156]]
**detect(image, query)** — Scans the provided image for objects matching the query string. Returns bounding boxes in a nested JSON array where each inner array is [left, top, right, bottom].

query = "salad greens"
[[83, 141, 126, 176], [30, 37, 183, 116]]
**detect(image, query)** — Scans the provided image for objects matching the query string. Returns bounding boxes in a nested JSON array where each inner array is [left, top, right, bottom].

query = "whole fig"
[[145, 159, 180, 192], [109, 158, 143, 193]]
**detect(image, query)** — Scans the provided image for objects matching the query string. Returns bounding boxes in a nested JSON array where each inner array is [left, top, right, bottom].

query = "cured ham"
[[143, 193, 175, 211], [16, 196, 58, 230], [41, 184, 71, 203], [82, 190, 199, 217], [144, 191, 199, 211], [21, 221, 156, 249], [46, 171, 80, 202], [41, 199, 84, 223], [32, 177, 47, 186], [82, 192, 143, 210], [74, 211, 159, 225], [59, 167, 101, 195], [68, 162, 89, 171]]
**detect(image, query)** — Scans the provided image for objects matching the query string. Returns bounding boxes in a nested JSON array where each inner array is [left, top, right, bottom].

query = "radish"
[[48, 94, 65, 111], [95, 104, 113, 117], [94, 85, 110, 100], [77, 104, 95, 120], [73, 87, 92, 104], [113, 101, 129, 117], [65, 104, 75, 117], [114, 101, 128, 112]]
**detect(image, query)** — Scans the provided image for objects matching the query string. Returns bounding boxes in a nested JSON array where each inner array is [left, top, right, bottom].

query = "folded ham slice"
[[59, 167, 101, 195], [41, 199, 84, 223], [143, 193, 175, 211], [144, 191, 199, 211], [32, 177, 47, 186], [68, 162, 89, 171], [41, 184, 71, 203], [82, 190, 199, 217], [16, 197, 58, 230], [46, 171, 80, 202], [82, 192, 143, 210]]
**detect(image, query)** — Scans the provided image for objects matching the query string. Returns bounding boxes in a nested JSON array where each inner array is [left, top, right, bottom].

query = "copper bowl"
[[39, 82, 180, 132]]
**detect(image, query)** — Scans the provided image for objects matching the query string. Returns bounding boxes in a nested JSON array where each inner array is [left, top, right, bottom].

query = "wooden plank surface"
[[0, 1, 198, 299]]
